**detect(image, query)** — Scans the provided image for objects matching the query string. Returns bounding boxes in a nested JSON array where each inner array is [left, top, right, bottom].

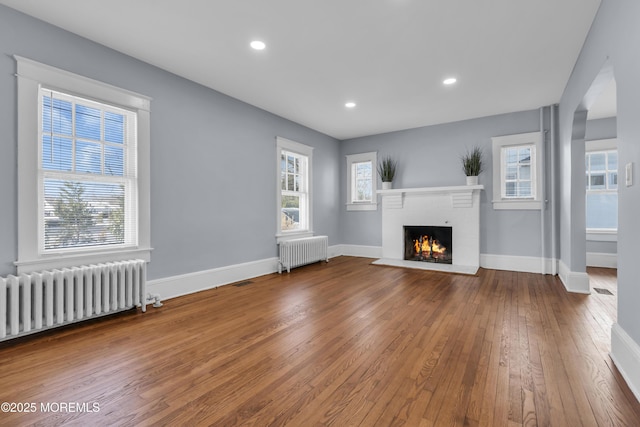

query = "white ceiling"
[[1, 0, 603, 140]]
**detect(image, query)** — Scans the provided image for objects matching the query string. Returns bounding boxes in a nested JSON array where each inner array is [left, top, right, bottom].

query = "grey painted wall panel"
[[0, 5, 340, 280], [559, 0, 640, 346], [339, 110, 549, 258]]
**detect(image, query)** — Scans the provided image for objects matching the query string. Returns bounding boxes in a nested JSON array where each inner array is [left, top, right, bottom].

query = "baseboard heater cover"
[[278, 236, 329, 273], [0, 259, 148, 342]]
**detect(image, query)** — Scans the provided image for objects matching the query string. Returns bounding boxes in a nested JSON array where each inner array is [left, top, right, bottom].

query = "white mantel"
[[373, 185, 483, 275]]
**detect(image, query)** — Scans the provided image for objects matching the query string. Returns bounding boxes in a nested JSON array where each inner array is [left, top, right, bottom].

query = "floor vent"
[[593, 288, 614, 295], [233, 280, 254, 287]]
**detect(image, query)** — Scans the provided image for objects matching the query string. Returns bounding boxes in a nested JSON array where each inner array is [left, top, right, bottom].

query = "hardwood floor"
[[0, 257, 638, 426]]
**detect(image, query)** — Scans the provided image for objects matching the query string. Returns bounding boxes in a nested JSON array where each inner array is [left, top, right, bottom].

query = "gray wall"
[[559, 0, 640, 346], [0, 5, 341, 280], [340, 109, 553, 259]]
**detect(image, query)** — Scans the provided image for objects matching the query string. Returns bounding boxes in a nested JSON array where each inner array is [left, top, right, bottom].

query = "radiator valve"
[[147, 293, 163, 308]]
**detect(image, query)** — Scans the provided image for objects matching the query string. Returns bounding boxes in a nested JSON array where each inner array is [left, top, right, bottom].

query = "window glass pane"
[[280, 171, 286, 190], [518, 148, 531, 163], [294, 156, 300, 174], [287, 174, 294, 190], [42, 136, 73, 171], [518, 182, 531, 197], [589, 153, 606, 171], [356, 162, 371, 179], [294, 174, 301, 192], [104, 112, 124, 144], [609, 172, 618, 189], [586, 192, 618, 229], [75, 104, 102, 141], [75, 140, 102, 174], [42, 96, 73, 136], [519, 165, 531, 180], [281, 195, 300, 231], [505, 148, 517, 164], [43, 179, 125, 250], [505, 166, 517, 180], [104, 145, 124, 176], [590, 174, 606, 189], [608, 152, 618, 170], [356, 179, 372, 201], [505, 182, 516, 197], [287, 155, 295, 173]]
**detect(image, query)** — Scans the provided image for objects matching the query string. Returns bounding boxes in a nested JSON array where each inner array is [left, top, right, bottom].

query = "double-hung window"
[[492, 132, 543, 210], [40, 89, 137, 251], [585, 140, 618, 232], [276, 137, 313, 240], [16, 56, 151, 273], [346, 152, 377, 211]]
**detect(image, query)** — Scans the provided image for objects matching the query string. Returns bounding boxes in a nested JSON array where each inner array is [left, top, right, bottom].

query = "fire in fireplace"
[[403, 225, 453, 264]]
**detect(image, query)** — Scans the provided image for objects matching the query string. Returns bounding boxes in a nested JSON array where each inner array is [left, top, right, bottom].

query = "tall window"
[[16, 56, 151, 273], [346, 152, 377, 211], [40, 89, 137, 251], [491, 132, 543, 210], [586, 150, 618, 230], [277, 137, 313, 239]]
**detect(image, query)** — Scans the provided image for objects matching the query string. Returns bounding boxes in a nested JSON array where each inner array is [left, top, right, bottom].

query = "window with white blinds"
[[40, 89, 138, 251]]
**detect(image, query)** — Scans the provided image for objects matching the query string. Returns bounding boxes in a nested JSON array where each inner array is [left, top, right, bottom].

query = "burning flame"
[[413, 235, 447, 257]]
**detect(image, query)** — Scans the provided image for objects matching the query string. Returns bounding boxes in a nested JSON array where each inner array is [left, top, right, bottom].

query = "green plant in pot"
[[377, 155, 397, 190], [461, 146, 483, 185]]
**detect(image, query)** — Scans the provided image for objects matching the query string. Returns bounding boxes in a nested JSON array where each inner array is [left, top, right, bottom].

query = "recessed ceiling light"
[[443, 77, 457, 85], [250, 40, 266, 50], [345, 102, 356, 108]]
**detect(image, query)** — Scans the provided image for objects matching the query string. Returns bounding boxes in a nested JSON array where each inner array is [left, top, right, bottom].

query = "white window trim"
[[585, 138, 618, 237], [276, 137, 313, 242], [346, 152, 377, 211], [492, 131, 543, 210], [15, 56, 152, 274]]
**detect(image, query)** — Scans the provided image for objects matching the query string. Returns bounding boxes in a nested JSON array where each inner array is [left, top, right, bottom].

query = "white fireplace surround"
[[373, 185, 483, 275]]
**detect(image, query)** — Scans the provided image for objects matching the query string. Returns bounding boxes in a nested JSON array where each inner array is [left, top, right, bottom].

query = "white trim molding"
[[611, 323, 640, 403], [480, 254, 557, 275], [147, 257, 280, 300], [558, 259, 591, 294], [586, 252, 617, 268]]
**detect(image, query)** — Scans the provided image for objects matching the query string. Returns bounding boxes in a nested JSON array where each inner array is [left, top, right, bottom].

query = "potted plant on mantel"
[[377, 155, 397, 190], [461, 146, 483, 185]]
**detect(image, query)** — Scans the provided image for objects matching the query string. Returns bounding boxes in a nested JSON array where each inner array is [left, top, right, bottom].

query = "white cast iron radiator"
[[0, 259, 147, 342], [278, 235, 329, 273]]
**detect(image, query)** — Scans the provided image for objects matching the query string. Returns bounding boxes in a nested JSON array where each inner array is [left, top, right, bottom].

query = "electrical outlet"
[[626, 162, 633, 187]]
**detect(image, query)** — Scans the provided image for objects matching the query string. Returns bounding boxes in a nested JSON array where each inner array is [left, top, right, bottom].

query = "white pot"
[[382, 181, 393, 190], [466, 175, 479, 186]]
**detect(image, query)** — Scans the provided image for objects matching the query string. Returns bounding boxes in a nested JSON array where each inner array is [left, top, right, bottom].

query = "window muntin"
[[39, 88, 137, 252], [586, 150, 618, 230]]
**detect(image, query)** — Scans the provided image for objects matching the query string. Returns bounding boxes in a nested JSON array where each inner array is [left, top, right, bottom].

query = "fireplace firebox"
[[403, 225, 452, 264]]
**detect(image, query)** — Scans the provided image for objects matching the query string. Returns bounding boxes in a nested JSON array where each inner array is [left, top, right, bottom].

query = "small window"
[[346, 152, 377, 211], [492, 132, 543, 210], [276, 137, 313, 240], [586, 149, 617, 231]]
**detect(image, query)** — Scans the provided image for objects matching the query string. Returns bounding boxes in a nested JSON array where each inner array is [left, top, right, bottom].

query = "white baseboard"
[[611, 323, 640, 403], [332, 244, 383, 258], [558, 259, 591, 294], [147, 257, 279, 301], [586, 252, 618, 268], [480, 254, 556, 275]]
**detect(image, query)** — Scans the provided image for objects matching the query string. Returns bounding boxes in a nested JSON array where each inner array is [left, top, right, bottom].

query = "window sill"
[[276, 231, 314, 243], [587, 230, 617, 242], [346, 202, 377, 211], [492, 200, 543, 210], [15, 247, 153, 275]]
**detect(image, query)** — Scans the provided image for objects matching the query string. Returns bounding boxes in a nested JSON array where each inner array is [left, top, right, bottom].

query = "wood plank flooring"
[[0, 257, 638, 426]]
